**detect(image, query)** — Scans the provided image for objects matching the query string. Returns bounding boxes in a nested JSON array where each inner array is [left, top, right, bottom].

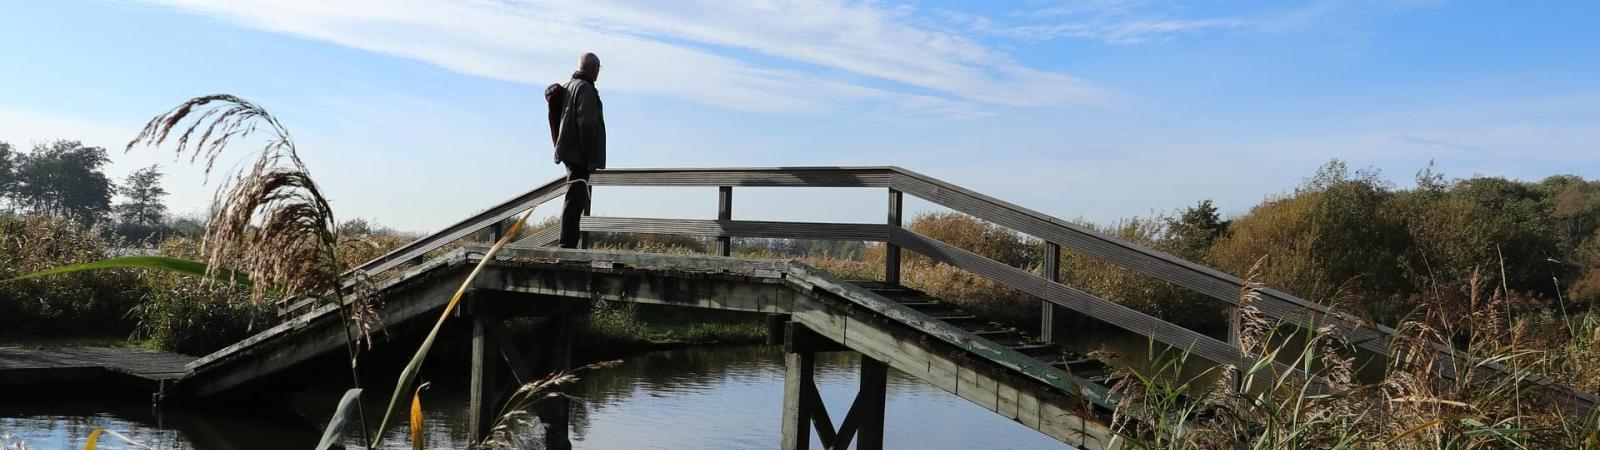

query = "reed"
[[1107, 259, 1600, 449], [478, 360, 622, 449]]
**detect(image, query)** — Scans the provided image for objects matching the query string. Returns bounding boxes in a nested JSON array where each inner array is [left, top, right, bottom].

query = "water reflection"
[[566, 346, 1065, 449], [0, 396, 316, 449], [3, 346, 1069, 449]]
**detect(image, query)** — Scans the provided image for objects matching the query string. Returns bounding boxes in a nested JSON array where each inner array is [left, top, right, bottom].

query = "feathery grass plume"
[[479, 360, 622, 450], [1110, 254, 1391, 448], [127, 94, 373, 446], [126, 94, 341, 303]]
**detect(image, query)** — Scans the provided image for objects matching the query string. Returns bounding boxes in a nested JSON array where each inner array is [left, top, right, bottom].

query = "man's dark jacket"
[[554, 72, 606, 169]]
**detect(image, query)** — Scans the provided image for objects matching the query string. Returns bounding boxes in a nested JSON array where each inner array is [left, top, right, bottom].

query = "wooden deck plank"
[[0, 347, 196, 389]]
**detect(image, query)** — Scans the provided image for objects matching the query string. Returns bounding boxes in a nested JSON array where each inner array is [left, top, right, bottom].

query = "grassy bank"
[[576, 300, 770, 356], [0, 212, 404, 355]]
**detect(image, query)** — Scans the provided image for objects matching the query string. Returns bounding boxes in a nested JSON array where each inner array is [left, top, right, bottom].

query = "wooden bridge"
[[162, 167, 1596, 449]]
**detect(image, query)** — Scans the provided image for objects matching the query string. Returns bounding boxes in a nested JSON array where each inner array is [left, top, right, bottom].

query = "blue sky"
[[1, 0, 1597, 232]]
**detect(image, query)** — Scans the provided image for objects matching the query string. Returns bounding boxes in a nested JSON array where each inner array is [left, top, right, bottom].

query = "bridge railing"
[[318, 165, 1594, 417]]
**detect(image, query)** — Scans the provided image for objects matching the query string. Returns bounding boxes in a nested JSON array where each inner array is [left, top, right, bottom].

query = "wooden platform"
[[0, 347, 195, 393]]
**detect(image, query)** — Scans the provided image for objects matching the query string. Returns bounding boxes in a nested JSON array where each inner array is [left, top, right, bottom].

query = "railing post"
[[1227, 303, 1243, 393], [716, 186, 732, 257], [580, 183, 592, 249], [1041, 241, 1060, 344], [885, 189, 902, 285], [488, 220, 504, 243]]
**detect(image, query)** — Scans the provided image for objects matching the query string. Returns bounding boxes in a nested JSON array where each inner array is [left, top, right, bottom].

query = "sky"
[[1, 0, 1597, 233]]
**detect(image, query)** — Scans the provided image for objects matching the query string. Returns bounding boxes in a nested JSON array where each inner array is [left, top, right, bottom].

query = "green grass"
[[578, 301, 769, 355]]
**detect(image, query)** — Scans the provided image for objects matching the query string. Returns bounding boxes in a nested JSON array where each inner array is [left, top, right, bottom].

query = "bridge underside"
[[177, 245, 1118, 449]]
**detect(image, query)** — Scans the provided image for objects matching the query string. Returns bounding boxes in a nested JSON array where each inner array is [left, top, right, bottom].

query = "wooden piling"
[[537, 316, 576, 450], [468, 313, 499, 444], [855, 357, 889, 450], [781, 323, 817, 450]]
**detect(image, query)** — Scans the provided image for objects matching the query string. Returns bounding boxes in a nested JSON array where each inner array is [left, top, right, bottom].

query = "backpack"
[[544, 83, 568, 148]]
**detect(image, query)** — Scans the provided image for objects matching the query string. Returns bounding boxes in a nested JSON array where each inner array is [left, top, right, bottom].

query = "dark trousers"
[[559, 164, 591, 248]]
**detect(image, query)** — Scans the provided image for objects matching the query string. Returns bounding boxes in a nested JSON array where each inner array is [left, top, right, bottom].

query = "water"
[[0, 345, 1070, 449]]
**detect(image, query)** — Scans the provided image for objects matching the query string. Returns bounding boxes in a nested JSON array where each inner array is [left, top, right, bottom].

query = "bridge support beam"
[[780, 322, 888, 450], [781, 344, 815, 450], [463, 291, 583, 449], [468, 313, 499, 444], [533, 316, 576, 450]]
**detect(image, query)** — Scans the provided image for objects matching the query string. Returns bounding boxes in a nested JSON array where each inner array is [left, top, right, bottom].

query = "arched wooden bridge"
[[169, 167, 1597, 449]]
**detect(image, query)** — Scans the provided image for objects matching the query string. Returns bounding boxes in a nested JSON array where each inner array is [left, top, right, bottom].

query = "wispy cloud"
[[942, 0, 1440, 45], [940, 0, 1247, 44], [136, 0, 1109, 117], [1394, 136, 1490, 155], [990, 18, 1247, 44]]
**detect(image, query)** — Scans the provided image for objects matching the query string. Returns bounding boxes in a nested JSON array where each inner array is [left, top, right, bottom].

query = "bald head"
[[579, 52, 601, 81]]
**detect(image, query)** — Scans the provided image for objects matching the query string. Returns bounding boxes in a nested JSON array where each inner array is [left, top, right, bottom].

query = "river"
[[0, 345, 1074, 449]]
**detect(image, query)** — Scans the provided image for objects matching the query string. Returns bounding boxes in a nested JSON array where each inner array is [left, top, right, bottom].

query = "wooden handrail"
[[345, 175, 569, 278]]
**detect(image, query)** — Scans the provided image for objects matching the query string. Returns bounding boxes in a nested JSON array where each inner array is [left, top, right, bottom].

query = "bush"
[[1208, 161, 1413, 319], [1060, 217, 1224, 331], [130, 236, 270, 355]]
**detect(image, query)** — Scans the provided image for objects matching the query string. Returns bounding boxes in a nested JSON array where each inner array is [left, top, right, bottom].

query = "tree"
[[337, 218, 375, 236], [1167, 199, 1226, 260], [1209, 160, 1413, 314], [115, 165, 168, 227], [113, 164, 169, 241], [0, 142, 15, 209], [14, 140, 115, 221]]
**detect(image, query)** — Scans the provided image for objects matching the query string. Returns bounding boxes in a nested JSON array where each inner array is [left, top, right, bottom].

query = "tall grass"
[[1108, 262, 1600, 449], [0, 213, 143, 337]]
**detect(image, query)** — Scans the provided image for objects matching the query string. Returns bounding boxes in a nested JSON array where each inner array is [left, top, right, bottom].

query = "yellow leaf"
[[84, 428, 102, 450], [82, 428, 148, 450], [411, 381, 430, 450]]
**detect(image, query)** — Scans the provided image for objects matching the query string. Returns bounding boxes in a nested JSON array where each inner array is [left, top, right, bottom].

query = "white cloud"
[[135, 0, 1108, 116]]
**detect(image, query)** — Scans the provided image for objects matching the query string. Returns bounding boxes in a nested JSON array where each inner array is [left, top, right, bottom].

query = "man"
[[553, 52, 606, 248]]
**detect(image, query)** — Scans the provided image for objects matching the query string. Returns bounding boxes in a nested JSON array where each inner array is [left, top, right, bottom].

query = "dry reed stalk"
[[479, 360, 622, 450]]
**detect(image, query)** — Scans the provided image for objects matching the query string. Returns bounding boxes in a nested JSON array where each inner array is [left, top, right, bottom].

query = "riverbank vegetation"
[[1106, 262, 1600, 448], [800, 161, 1600, 448]]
